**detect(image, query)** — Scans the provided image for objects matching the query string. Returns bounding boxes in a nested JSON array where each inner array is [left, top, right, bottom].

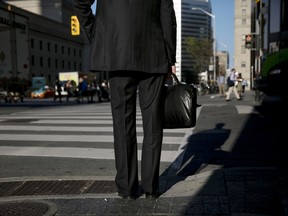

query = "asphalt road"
[[0, 91, 286, 180]]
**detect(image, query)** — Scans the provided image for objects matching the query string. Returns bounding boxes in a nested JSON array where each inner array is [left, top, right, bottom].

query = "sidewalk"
[[0, 90, 288, 216]]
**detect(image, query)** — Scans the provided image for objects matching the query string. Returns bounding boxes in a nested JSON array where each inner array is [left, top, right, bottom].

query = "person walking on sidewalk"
[[242, 78, 248, 95], [54, 79, 62, 102], [216, 72, 226, 98], [226, 68, 240, 101], [236, 72, 243, 98], [73, 0, 177, 200]]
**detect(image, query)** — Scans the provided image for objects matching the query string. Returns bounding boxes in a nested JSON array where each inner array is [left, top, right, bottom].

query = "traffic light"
[[245, 34, 253, 49], [71, 15, 80, 36]]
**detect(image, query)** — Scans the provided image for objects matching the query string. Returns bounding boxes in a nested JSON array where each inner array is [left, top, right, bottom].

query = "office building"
[[176, 0, 213, 83], [234, 0, 252, 87], [0, 0, 87, 90]]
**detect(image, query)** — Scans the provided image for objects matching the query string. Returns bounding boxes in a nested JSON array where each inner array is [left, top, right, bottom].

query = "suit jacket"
[[72, 0, 177, 74]]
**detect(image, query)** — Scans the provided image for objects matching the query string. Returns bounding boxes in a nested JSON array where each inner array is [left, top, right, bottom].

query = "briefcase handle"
[[170, 72, 180, 84], [169, 72, 198, 89]]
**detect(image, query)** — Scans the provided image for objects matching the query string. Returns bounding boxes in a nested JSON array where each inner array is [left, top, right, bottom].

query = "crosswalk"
[[0, 103, 194, 163]]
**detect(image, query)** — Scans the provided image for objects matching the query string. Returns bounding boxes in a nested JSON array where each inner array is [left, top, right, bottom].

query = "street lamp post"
[[219, 42, 228, 53], [192, 7, 216, 81]]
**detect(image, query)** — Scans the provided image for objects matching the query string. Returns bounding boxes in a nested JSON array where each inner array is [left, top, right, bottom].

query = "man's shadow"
[[160, 123, 231, 191]]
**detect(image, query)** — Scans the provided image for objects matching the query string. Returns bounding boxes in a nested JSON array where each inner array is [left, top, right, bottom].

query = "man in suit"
[[73, 0, 177, 199]]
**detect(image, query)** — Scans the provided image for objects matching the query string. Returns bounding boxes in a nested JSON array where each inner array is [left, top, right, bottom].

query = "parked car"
[[31, 86, 55, 98]]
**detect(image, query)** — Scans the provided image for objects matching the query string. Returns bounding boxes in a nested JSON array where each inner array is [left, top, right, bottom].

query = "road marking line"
[[0, 146, 176, 162], [0, 125, 187, 133], [0, 134, 182, 144], [235, 105, 258, 114]]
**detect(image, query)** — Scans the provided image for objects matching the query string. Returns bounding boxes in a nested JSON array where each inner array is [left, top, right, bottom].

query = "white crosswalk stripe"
[[0, 104, 192, 163]]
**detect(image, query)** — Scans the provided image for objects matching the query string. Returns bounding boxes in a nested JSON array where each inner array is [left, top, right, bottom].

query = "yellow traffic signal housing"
[[71, 15, 80, 36]]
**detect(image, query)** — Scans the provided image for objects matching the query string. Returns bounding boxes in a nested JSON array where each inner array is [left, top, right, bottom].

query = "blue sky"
[[91, 0, 234, 67], [210, 0, 235, 68]]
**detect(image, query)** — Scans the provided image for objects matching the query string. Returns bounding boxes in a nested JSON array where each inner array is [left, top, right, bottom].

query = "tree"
[[185, 37, 213, 78]]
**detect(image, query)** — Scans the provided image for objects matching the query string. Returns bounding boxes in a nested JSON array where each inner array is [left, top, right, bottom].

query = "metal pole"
[[192, 7, 216, 81], [212, 16, 216, 81]]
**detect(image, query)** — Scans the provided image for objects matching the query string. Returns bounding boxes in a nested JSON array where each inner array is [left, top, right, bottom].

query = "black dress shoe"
[[117, 192, 136, 200], [145, 192, 159, 199]]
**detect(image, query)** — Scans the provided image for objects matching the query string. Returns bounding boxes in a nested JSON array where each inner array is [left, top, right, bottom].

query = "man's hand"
[[171, 65, 176, 74]]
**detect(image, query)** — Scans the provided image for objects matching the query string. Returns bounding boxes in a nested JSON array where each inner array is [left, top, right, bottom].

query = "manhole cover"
[[0, 200, 58, 216]]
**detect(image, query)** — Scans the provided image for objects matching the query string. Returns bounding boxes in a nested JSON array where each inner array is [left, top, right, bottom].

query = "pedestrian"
[[91, 76, 102, 102], [54, 79, 62, 102], [73, 0, 177, 200], [226, 68, 241, 101], [236, 73, 243, 98], [76, 77, 88, 103], [216, 72, 226, 98], [99, 80, 110, 101], [65, 80, 73, 102], [242, 78, 248, 94]]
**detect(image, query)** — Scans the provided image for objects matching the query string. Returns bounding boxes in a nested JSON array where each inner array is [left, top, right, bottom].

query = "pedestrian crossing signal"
[[245, 34, 253, 49], [71, 15, 80, 36]]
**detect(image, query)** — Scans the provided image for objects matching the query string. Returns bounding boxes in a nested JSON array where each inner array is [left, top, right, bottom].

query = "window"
[[241, 0, 247, 7], [68, 47, 70, 55], [48, 58, 51, 68], [55, 59, 58, 68], [40, 57, 43, 67], [39, 41, 43, 50], [282, 0, 288, 31], [31, 39, 34, 49], [242, 9, 246, 16], [55, 44, 58, 53], [241, 61, 246, 68], [270, 0, 281, 33], [62, 60, 65, 69], [241, 19, 246, 25], [62, 46, 64, 54], [31, 55, 35, 66], [47, 42, 50, 52]]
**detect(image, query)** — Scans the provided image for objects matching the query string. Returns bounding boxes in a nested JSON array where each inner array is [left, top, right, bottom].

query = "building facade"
[[252, 0, 288, 95], [0, 0, 87, 92], [217, 51, 229, 75], [0, 0, 216, 92], [175, 0, 213, 83], [234, 0, 252, 87]]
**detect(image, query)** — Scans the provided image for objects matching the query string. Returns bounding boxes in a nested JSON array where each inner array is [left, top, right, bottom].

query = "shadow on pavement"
[[160, 93, 288, 215]]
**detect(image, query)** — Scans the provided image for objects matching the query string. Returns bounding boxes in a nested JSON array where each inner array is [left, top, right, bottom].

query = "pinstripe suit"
[[73, 0, 177, 197]]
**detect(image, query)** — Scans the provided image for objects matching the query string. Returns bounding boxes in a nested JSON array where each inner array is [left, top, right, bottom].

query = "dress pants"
[[226, 85, 240, 100], [109, 71, 167, 196]]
